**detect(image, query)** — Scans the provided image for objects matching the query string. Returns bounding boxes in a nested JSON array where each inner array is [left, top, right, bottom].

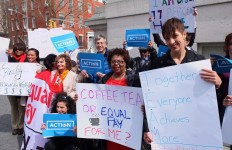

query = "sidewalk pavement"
[[0, 95, 230, 150], [0, 95, 23, 150]]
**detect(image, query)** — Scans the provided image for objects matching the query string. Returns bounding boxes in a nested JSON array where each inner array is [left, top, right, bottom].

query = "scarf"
[[13, 53, 27, 62], [56, 69, 69, 82]]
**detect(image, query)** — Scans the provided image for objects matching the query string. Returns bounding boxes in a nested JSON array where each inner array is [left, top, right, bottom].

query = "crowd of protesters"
[[4, 15, 232, 150]]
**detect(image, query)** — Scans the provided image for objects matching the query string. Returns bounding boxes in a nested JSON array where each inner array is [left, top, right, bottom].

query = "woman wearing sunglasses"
[[6, 43, 28, 135]]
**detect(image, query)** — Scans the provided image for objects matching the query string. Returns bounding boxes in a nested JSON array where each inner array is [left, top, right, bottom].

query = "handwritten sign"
[[78, 53, 105, 74], [139, 60, 223, 150], [126, 29, 150, 47], [50, 32, 79, 53], [77, 83, 144, 150], [42, 114, 77, 138], [222, 69, 232, 145], [0, 63, 38, 96], [157, 45, 169, 57], [210, 54, 232, 74], [149, 0, 195, 33], [21, 76, 55, 150], [0, 37, 10, 62]]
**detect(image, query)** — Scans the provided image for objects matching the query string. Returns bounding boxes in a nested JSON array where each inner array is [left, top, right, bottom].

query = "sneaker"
[[12, 129, 18, 135], [17, 128, 23, 135]]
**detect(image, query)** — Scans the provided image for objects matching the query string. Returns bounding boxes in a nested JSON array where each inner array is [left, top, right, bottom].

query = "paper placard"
[[125, 29, 150, 47], [0, 37, 10, 62]]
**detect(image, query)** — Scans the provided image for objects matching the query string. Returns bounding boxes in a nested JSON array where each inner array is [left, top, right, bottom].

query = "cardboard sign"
[[78, 53, 105, 74], [0, 37, 10, 62], [0, 63, 38, 96], [126, 29, 150, 47], [149, 0, 195, 33], [139, 59, 223, 150], [77, 83, 144, 150], [222, 69, 232, 145], [210, 54, 232, 74], [50, 32, 79, 53], [42, 114, 77, 138], [157, 45, 169, 57]]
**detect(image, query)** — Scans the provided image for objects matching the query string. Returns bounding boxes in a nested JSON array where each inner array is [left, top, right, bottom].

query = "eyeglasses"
[[139, 50, 148, 53], [14, 49, 24, 52], [111, 60, 125, 65], [229, 42, 232, 46], [61, 96, 67, 99]]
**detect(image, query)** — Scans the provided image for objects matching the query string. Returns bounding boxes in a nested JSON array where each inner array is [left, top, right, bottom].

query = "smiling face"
[[57, 57, 66, 72], [95, 38, 107, 54], [164, 30, 187, 53], [110, 55, 126, 75], [56, 102, 68, 114], [27, 50, 38, 63]]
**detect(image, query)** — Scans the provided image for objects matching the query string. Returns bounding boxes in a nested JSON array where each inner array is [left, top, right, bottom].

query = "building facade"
[[6, 0, 103, 50], [85, 0, 232, 57]]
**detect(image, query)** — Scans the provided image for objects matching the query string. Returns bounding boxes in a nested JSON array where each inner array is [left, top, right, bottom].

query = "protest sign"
[[125, 29, 150, 47], [210, 54, 232, 74], [222, 69, 232, 145], [77, 83, 144, 150], [0, 63, 38, 96], [0, 37, 10, 62], [43, 114, 77, 138], [78, 53, 105, 74], [50, 32, 79, 53], [149, 0, 195, 33], [28, 28, 75, 58], [139, 59, 223, 150], [21, 75, 55, 150], [157, 45, 169, 57]]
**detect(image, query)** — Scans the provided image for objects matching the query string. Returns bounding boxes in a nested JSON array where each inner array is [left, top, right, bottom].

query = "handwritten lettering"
[[1, 63, 23, 80]]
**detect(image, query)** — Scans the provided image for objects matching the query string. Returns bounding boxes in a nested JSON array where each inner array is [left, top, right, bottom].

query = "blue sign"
[[158, 45, 169, 57], [210, 54, 232, 73], [78, 53, 105, 74], [50, 32, 79, 53], [42, 114, 77, 138], [126, 29, 150, 47]]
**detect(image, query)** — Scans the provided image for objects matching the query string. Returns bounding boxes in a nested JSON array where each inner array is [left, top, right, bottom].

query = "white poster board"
[[77, 83, 144, 150], [222, 69, 232, 145], [28, 28, 74, 58], [21, 77, 55, 150], [0, 37, 10, 62], [149, 0, 195, 33], [0, 63, 38, 96], [139, 60, 223, 150]]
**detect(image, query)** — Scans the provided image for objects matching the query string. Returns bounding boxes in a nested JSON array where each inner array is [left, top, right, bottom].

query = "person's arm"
[[148, 41, 157, 60], [152, 34, 166, 47], [200, 69, 222, 89]]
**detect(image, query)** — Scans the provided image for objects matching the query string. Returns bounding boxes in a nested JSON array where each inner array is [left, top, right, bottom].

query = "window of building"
[[78, 0, 83, 12], [23, 17, 28, 29], [69, 15, 74, 27], [16, 20, 20, 30], [32, 17, 36, 28], [31, 0, 35, 10], [59, 13, 64, 25], [78, 17, 83, 28], [24, 35, 28, 46], [22, 0, 26, 12], [88, 3, 92, 14], [45, 0, 50, 6], [11, 20, 14, 31], [15, 6, 18, 14], [69, 0, 73, 8], [59, 0, 64, 7], [79, 35, 83, 47], [45, 13, 50, 25]]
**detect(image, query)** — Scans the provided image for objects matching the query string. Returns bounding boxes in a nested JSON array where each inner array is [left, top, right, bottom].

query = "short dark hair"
[[55, 54, 72, 70], [43, 54, 57, 71], [224, 33, 232, 56], [107, 48, 130, 69], [50, 92, 76, 114], [13, 43, 26, 53], [28, 48, 40, 63], [162, 18, 185, 40]]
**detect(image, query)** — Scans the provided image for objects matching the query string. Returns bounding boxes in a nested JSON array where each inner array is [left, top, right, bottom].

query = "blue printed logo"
[[81, 59, 102, 69], [47, 121, 74, 130], [127, 34, 148, 42], [54, 38, 75, 48]]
